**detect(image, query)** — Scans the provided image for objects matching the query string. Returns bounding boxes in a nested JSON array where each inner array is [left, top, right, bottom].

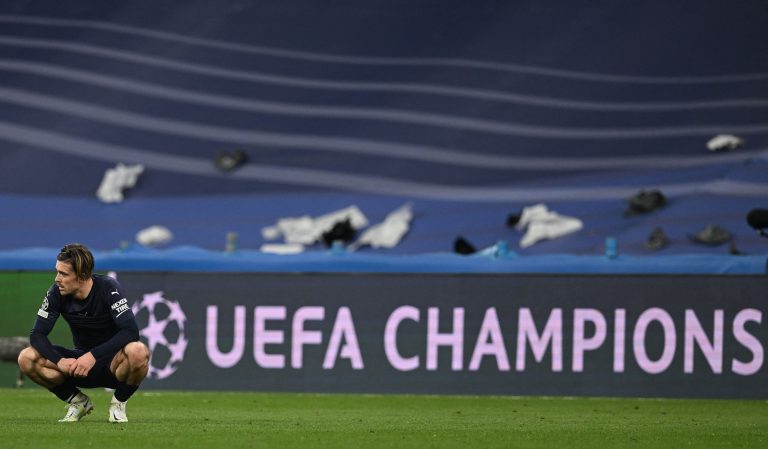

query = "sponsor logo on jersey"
[[111, 297, 130, 317], [37, 296, 50, 318]]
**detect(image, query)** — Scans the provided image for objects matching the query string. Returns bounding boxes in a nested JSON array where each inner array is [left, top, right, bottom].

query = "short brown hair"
[[57, 243, 94, 280]]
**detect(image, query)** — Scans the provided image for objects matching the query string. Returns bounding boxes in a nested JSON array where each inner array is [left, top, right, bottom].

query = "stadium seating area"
[[0, 1, 766, 271]]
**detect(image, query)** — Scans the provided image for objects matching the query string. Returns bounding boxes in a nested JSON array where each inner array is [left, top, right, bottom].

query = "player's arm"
[[29, 290, 69, 367], [89, 315, 140, 362], [89, 283, 140, 363]]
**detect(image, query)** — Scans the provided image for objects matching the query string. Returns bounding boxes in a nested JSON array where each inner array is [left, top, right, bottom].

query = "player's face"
[[55, 260, 82, 296]]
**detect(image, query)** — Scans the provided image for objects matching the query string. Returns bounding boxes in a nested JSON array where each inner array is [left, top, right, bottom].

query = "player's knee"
[[17, 346, 38, 373], [125, 342, 150, 370]]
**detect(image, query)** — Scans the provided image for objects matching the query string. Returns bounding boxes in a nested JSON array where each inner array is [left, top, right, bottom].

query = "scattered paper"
[[515, 203, 583, 248], [261, 206, 368, 245], [350, 203, 413, 250], [136, 225, 173, 246], [96, 163, 144, 203], [260, 243, 305, 255], [706, 134, 744, 152]]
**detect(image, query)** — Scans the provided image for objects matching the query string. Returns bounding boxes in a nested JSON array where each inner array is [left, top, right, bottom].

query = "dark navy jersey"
[[30, 274, 140, 364]]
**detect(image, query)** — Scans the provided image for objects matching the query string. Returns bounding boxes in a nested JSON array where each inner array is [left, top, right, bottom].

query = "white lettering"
[[613, 309, 626, 373], [323, 307, 364, 369], [732, 309, 763, 375], [572, 309, 607, 372], [684, 310, 723, 373], [254, 306, 286, 369], [197, 303, 763, 378], [384, 306, 420, 371], [291, 306, 325, 369], [111, 298, 128, 310], [633, 308, 675, 374], [516, 308, 563, 372], [468, 308, 510, 371], [206, 305, 246, 368], [426, 307, 464, 371]]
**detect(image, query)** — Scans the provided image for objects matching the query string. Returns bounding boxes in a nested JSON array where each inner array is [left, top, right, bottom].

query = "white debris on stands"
[[260, 243, 305, 255], [261, 205, 368, 245], [136, 225, 173, 246], [515, 203, 583, 248], [706, 134, 744, 152], [96, 163, 145, 203], [350, 203, 413, 251]]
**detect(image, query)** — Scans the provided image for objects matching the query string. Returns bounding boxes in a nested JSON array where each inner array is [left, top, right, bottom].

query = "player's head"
[[57, 243, 94, 281]]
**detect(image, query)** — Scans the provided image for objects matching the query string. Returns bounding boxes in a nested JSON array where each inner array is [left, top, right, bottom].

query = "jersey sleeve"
[[29, 287, 64, 364], [106, 280, 135, 325], [89, 278, 140, 361]]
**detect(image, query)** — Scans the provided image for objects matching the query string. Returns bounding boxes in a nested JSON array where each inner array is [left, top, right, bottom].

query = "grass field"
[[0, 388, 766, 449]]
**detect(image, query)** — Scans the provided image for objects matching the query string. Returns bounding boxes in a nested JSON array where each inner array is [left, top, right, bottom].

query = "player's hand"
[[70, 352, 97, 377], [57, 357, 76, 374]]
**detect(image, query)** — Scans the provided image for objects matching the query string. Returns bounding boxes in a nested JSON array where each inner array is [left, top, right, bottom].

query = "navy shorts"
[[54, 346, 120, 389]]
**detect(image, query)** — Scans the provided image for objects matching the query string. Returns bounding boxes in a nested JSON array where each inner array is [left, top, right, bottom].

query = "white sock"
[[69, 391, 87, 404]]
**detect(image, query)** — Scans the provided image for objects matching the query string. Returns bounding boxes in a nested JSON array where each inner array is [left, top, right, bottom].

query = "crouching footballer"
[[18, 243, 150, 423]]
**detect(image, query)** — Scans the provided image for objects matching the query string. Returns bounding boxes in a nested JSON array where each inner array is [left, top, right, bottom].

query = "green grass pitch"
[[0, 388, 766, 449]]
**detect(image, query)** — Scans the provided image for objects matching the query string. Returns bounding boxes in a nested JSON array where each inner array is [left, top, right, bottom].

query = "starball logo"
[[131, 291, 188, 380]]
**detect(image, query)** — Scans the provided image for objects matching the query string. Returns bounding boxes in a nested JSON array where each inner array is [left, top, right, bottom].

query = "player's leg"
[[17, 346, 93, 422], [108, 341, 150, 423], [111, 341, 150, 385], [17, 346, 64, 389]]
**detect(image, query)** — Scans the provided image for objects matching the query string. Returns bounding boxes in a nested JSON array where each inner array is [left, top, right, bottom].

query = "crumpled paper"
[[261, 205, 369, 245], [515, 203, 583, 248], [706, 134, 744, 152], [136, 225, 173, 246], [96, 163, 144, 203], [350, 203, 413, 250]]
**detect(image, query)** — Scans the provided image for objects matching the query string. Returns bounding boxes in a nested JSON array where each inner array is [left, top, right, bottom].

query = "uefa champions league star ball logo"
[[131, 291, 188, 380]]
